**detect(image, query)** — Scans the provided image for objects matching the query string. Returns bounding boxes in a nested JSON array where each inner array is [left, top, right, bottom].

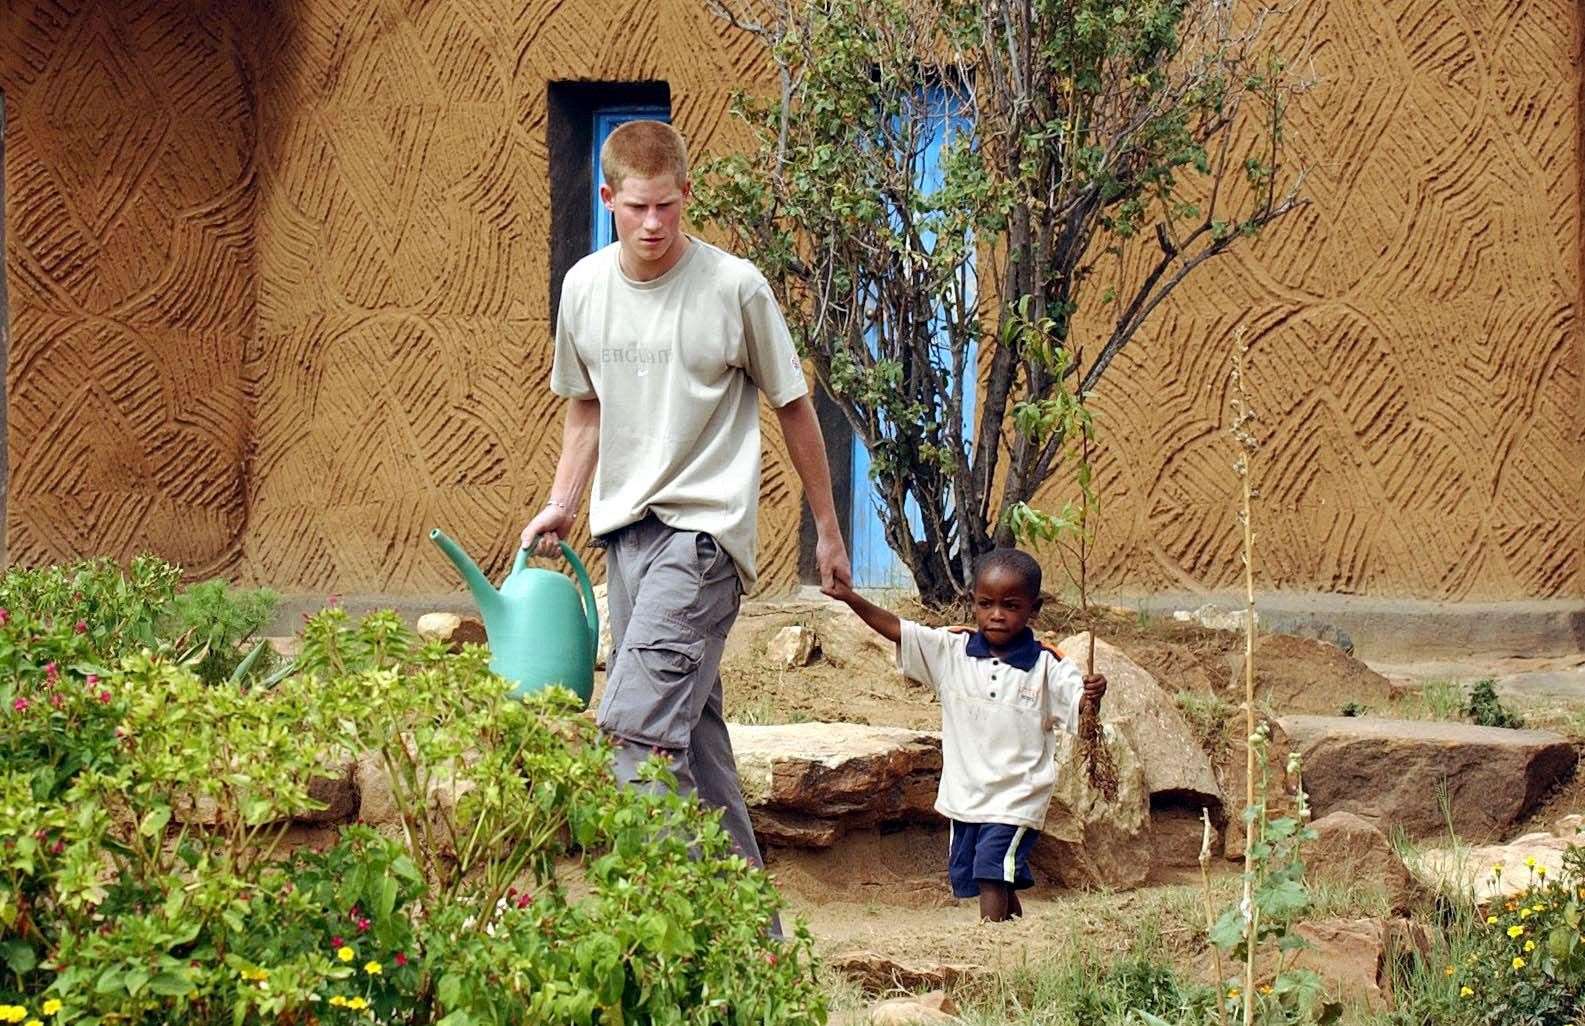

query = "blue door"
[[850, 89, 975, 588], [591, 106, 670, 250]]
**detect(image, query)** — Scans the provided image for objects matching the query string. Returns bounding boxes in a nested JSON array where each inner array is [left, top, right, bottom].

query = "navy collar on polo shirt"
[[963, 627, 1042, 672]]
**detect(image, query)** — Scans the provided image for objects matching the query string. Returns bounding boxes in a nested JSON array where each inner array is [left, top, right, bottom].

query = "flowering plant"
[[1, 563, 821, 1025]]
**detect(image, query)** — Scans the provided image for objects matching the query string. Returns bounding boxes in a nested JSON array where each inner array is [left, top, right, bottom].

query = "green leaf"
[[376, 873, 398, 920], [148, 971, 195, 996], [124, 967, 151, 997], [94, 966, 125, 994], [229, 639, 269, 683], [1209, 905, 1244, 950], [139, 804, 172, 838], [1, 939, 37, 973], [437, 974, 462, 1008]]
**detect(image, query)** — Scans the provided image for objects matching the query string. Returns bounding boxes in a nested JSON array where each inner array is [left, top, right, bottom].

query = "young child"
[[823, 548, 1106, 921]]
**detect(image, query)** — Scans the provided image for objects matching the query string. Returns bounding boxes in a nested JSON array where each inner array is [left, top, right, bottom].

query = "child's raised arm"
[[822, 580, 901, 645]]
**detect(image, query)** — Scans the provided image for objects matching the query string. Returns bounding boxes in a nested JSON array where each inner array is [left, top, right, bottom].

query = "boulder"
[[1206, 917, 1429, 1010], [830, 951, 981, 994], [1292, 918, 1430, 1008], [1306, 811, 1420, 913], [173, 757, 357, 827], [415, 612, 487, 650], [1056, 633, 1223, 816], [729, 723, 942, 846], [1172, 604, 1251, 633], [1411, 832, 1574, 904], [355, 750, 476, 830], [1033, 724, 1152, 890], [1240, 635, 1392, 715], [767, 625, 820, 668], [1553, 813, 1584, 838], [869, 991, 956, 1025], [1281, 716, 1577, 841]]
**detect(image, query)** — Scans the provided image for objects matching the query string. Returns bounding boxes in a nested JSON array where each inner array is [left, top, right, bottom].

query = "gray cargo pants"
[[596, 515, 766, 871]]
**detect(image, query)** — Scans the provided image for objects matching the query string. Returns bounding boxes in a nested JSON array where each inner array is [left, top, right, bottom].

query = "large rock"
[[1033, 724, 1152, 890], [1240, 635, 1393, 715], [1306, 812, 1420, 914], [1281, 716, 1577, 841], [729, 724, 941, 846], [1411, 832, 1574, 904], [1292, 918, 1430, 1008], [869, 992, 956, 1025], [1057, 633, 1222, 815]]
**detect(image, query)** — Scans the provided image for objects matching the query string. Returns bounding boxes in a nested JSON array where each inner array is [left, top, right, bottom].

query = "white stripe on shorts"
[[1003, 826, 1028, 883]]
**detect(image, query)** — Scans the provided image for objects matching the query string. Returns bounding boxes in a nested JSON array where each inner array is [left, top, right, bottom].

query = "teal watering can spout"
[[429, 528, 503, 618], [428, 528, 599, 708]]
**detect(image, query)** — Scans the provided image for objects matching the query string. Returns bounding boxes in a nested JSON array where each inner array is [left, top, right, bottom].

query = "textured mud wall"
[[1033, 0, 1584, 598], [1, 0, 1579, 599], [1, 2, 254, 576], [240, 0, 802, 593]]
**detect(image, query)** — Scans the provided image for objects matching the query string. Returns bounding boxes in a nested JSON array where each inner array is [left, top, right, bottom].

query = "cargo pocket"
[[596, 616, 708, 750]]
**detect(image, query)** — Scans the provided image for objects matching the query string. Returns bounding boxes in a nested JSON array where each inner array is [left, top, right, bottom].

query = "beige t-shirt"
[[550, 238, 808, 590], [897, 620, 1085, 829]]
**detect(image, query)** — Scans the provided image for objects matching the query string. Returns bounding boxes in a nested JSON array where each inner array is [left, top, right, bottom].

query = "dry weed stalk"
[[1201, 806, 1230, 1026], [1075, 428, 1119, 801], [1231, 332, 1259, 1024]]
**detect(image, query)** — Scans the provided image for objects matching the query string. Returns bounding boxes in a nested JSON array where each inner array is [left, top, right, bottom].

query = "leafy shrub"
[[1, 574, 822, 1025], [1464, 680, 1523, 729], [163, 579, 279, 684]]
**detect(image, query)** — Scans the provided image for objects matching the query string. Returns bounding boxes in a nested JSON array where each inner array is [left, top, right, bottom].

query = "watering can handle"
[[519, 539, 600, 669]]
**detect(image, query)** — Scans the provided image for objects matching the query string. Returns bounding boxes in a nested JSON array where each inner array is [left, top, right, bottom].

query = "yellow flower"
[[337, 946, 355, 962], [1508, 925, 1525, 938], [1460, 986, 1474, 998], [1444, 965, 1455, 976], [364, 960, 382, 975], [1525, 940, 1537, 952], [1533, 904, 1547, 912], [40, 1004, 59, 1018], [1520, 908, 1534, 920], [239, 967, 269, 982], [1526, 856, 1538, 868], [0, 1008, 24, 1025], [1487, 915, 1499, 924], [329, 996, 348, 1008], [1538, 866, 1548, 878], [347, 997, 369, 1011], [25, 1019, 41, 1026], [1227, 987, 1242, 1000], [1493, 864, 1503, 876], [1513, 956, 1526, 970], [1258, 984, 1273, 995]]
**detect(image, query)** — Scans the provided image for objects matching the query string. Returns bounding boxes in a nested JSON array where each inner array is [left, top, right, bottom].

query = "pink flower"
[[44, 662, 59, 682], [12, 697, 28, 712], [85, 673, 98, 687], [50, 693, 63, 709], [0, 608, 9, 624], [98, 690, 112, 704], [74, 619, 88, 634], [356, 918, 371, 932]]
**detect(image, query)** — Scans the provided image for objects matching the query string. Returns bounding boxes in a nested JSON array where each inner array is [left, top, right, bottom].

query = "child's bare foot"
[[977, 882, 1022, 922]]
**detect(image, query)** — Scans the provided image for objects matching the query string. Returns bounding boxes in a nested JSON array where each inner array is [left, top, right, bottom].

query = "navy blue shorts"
[[947, 820, 1039, 898]]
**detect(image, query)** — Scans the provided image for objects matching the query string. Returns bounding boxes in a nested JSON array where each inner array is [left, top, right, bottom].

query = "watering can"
[[428, 528, 599, 707]]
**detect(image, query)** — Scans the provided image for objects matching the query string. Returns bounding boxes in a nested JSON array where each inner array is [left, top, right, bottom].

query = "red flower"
[[515, 892, 533, 909], [74, 619, 88, 634], [0, 608, 9, 625], [764, 953, 778, 966], [394, 952, 408, 967], [356, 918, 371, 932], [331, 935, 344, 948], [11, 697, 28, 712], [99, 690, 112, 704]]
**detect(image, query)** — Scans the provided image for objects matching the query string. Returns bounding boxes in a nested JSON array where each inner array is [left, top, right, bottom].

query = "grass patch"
[[1175, 691, 1236, 762]]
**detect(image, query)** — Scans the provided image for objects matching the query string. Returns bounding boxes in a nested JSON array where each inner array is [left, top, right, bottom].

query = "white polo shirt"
[[898, 620, 1085, 829]]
